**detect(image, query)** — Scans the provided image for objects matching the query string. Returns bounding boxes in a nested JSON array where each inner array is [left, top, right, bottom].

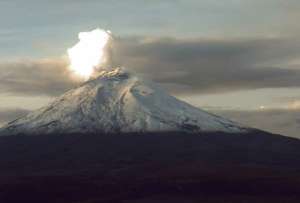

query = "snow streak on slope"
[[0, 68, 248, 135]]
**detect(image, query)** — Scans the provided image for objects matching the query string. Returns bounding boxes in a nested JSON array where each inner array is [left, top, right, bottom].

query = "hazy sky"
[[1, 0, 300, 137]]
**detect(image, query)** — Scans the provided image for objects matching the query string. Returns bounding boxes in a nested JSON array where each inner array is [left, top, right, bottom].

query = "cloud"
[[114, 36, 300, 95], [0, 58, 79, 96], [215, 109, 300, 138], [0, 108, 30, 126], [1, 36, 300, 96]]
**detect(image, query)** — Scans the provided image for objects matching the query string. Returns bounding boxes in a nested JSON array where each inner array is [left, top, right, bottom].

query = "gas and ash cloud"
[[67, 28, 113, 79]]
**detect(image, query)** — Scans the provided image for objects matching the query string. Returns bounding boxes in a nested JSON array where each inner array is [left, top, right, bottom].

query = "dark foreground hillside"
[[1, 131, 300, 203]]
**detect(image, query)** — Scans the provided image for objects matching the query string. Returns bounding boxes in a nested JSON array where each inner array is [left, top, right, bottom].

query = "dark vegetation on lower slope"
[[1, 131, 300, 203]]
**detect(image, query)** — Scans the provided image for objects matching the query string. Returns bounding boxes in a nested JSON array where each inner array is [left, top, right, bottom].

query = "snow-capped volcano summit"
[[0, 68, 249, 136]]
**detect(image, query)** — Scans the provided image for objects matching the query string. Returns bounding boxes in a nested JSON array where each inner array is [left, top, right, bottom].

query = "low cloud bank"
[[215, 109, 300, 138]]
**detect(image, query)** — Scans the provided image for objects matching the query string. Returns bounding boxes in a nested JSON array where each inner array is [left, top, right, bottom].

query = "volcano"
[[2, 69, 300, 203], [0, 67, 249, 136]]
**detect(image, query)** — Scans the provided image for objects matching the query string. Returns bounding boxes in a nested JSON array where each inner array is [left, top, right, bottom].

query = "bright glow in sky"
[[67, 29, 111, 79]]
